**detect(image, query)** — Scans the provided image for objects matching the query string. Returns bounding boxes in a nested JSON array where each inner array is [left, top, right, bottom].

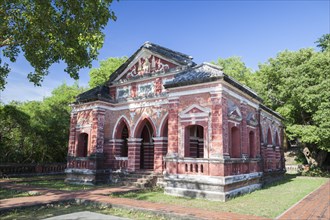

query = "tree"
[[212, 56, 254, 87], [315, 34, 330, 52], [0, 104, 32, 163], [0, 0, 117, 90], [88, 56, 127, 88], [256, 48, 330, 167], [0, 83, 86, 163]]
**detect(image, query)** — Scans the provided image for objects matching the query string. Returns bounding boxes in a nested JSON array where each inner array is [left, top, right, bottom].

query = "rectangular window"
[[138, 82, 154, 96], [117, 86, 130, 99]]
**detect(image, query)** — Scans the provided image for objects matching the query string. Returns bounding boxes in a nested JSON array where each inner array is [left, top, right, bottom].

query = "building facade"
[[65, 42, 285, 201]]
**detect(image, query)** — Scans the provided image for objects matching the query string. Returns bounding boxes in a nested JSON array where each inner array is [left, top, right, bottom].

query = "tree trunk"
[[303, 146, 327, 167]]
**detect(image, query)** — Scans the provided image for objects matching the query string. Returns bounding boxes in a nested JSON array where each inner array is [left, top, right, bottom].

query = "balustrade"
[[114, 156, 128, 170], [0, 163, 66, 176]]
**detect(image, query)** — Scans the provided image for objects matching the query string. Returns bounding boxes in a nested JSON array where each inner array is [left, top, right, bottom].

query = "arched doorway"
[[77, 133, 88, 157], [184, 125, 204, 158], [137, 119, 155, 170], [114, 118, 130, 157]]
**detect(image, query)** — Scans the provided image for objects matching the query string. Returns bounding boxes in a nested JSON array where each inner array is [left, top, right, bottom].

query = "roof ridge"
[[142, 41, 193, 60]]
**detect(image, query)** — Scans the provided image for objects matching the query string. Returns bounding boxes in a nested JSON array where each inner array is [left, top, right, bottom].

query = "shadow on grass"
[[260, 173, 300, 192]]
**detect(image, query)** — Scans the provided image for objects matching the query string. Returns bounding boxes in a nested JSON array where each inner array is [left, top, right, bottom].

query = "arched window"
[[267, 128, 272, 145], [184, 125, 204, 158], [231, 127, 241, 158], [275, 131, 280, 146], [121, 125, 129, 157], [78, 133, 88, 157], [249, 131, 255, 158]]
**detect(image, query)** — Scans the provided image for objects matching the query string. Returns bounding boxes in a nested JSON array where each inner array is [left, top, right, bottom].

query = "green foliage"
[[212, 56, 254, 87], [0, 0, 117, 90], [301, 167, 330, 178], [89, 56, 127, 88], [315, 34, 330, 52], [256, 48, 330, 154], [0, 83, 86, 163], [0, 188, 38, 200]]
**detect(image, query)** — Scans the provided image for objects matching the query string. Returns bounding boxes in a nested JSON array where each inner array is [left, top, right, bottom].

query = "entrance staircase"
[[112, 170, 165, 188]]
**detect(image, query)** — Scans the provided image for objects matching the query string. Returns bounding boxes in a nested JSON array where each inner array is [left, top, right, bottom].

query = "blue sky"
[[1, 0, 329, 103]]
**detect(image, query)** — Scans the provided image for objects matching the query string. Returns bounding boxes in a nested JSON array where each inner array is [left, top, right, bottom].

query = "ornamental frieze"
[[125, 55, 176, 79]]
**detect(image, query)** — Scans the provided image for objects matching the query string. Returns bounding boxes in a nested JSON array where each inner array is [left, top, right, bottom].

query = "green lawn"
[[0, 188, 41, 200], [111, 175, 329, 218], [0, 202, 167, 220], [16, 180, 99, 191]]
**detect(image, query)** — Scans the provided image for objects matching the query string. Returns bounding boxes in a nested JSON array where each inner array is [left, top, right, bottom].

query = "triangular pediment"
[[228, 100, 242, 121], [109, 42, 195, 83], [247, 112, 258, 126], [121, 50, 178, 80], [179, 104, 211, 118]]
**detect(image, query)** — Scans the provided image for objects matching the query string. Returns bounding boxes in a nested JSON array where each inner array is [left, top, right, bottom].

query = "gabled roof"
[[75, 85, 114, 104], [164, 62, 224, 88], [108, 42, 196, 84], [165, 62, 263, 102]]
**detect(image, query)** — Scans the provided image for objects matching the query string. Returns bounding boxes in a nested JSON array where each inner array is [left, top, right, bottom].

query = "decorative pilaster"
[[221, 93, 230, 158], [127, 138, 142, 171], [90, 108, 106, 154], [240, 101, 248, 156], [153, 137, 168, 173], [68, 112, 78, 157], [210, 92, 222, 158], [167, 97, 179, 157]]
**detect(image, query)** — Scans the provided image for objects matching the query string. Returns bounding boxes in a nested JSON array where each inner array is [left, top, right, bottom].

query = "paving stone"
[[43, 211, 130, 220]]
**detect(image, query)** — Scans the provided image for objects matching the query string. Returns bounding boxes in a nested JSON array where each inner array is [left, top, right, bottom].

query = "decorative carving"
[[179, 104, 211, 119], [77, 110, 93, 126], [130, 111, 136, 120], [247, 112, 258, 126], [126, 55, 171, 79], [227, 100, 242, 121]]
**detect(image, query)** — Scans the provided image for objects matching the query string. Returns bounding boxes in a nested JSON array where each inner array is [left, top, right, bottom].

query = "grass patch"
[[0, 188, 41, 200], [0, 202, 167, 220], [2, 175, 65, 182], [16, 180, 98, 191], [111, 175, 329, 218]]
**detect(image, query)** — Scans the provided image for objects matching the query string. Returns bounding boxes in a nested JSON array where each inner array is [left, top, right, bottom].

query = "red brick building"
[[65, 42, 285, 201]]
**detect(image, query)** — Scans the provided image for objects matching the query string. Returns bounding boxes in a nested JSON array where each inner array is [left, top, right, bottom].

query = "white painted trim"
[[111, 71, 178, 88], [76, 124, 92, 129], [179, 118, 209, 123], [153, 137, 168, 141], [72, 99, 169, 113], [132, 113, 157, 137], [168, 83, 259, 109], [179, 104, 211, 117], [109, 139, 124, 143], [112, 115, 131, 139], [127, 138, 143, 142], [158, 112, 169, 137]]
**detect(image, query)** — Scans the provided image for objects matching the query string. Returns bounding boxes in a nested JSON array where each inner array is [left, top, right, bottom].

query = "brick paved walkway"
[[277, 179, 330, 220], [1, 178, 329, 220]]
